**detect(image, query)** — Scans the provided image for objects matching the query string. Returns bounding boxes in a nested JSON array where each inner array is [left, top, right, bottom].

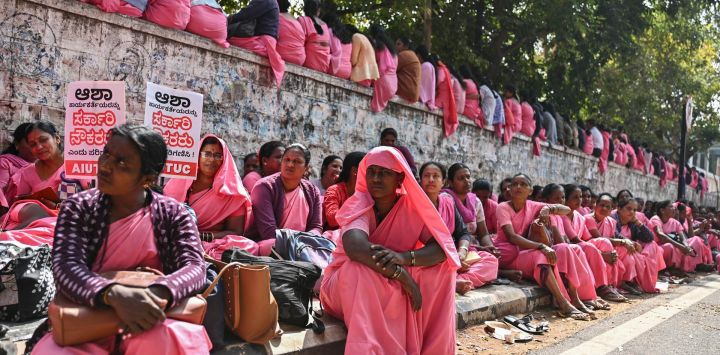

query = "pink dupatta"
[[436, 62, 458, 137], [229, 35, 285, 86]]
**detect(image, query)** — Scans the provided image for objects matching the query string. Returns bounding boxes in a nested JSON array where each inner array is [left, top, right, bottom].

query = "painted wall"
[[2, 0, 714, 207]]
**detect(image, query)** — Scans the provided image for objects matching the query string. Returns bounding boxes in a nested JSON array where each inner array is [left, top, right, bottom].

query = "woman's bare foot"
[[456, 279, 473, 295], [499, 269, 523, 282]]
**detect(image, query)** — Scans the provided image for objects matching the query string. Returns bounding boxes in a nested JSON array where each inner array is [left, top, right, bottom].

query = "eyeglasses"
[[200, 151, 223, 160]]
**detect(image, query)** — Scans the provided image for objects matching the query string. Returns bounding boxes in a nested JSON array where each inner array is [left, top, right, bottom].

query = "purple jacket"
[[51, 189, 206, 308], [247, 173, 322, 241]]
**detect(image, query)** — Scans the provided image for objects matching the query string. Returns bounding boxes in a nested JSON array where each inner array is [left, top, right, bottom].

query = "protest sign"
[[144, 82, 203, 179], [64, 81, 126, 179]]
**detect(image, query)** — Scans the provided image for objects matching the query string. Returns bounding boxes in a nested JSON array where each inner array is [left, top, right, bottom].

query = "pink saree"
[[438, 193, 498, 288], [229, 35, 285, 86], [33, 208, 211, 354], [320, 147, 459, 355], [370, 48, 398, 113], [0, 154, 30, 192], [420, 62, 436, 110], [462, 80, 484, 128], [298, 16, 331, 73], [519, 102, 535, 136], [435, 62, 458, 137], [164, 135, 258, 259], [277, 15, 306, 66], [560, 212, 609, 298], [650, 216, 706, 273]]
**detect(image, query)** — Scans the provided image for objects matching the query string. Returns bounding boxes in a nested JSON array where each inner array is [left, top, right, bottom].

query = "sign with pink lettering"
[[144, 82, 204, 179], [64, 81, 126, 179]]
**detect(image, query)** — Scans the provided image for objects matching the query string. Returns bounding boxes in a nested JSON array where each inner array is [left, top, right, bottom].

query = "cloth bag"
[[205, 257, 281, 344], [47, 268, 207, 346], [0, 242, 54, 322]]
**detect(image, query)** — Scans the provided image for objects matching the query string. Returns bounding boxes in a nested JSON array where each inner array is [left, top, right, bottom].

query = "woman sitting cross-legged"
[[320, 147, 459, 354], [420, 161, 498, 295], [163, 134, 259, 258], [246, 143, 323, 255], [32, 124, 210, 354]]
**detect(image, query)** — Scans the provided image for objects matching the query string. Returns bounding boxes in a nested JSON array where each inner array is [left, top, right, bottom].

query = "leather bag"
[[48, 268, 207, 346], [527, 219, 553, 247], [205, 257, 281, 344]]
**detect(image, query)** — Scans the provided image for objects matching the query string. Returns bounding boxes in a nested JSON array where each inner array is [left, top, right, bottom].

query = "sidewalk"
[[7, 282, 549, 354]]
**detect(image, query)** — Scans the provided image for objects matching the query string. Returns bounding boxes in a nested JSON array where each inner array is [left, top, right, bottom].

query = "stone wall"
[[1, 0, 716, 207]]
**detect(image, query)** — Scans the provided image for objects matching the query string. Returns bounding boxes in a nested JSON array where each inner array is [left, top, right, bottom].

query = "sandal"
[[594, 299, 612, 310], [598, 285, 628, 303], [503, 315, 549, 335], [484, 321, 533, 343]]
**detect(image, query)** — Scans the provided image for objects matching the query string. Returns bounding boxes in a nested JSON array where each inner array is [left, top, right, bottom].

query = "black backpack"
[[221, 248, 325, 333]]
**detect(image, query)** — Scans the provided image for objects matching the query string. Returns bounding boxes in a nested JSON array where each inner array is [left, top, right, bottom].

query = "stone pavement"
[[6, 281, 549, 354]]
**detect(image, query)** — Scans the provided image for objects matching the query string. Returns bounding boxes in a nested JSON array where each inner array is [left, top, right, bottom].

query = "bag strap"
[[307, 296, 325, 334], [201, 261, 245, 298], [136, 266, 164, 276]]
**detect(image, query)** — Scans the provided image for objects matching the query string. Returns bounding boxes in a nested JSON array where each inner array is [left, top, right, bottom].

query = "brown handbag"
[[205, 257, 282, 344], [527, 219, 554, 247], [48, 268, 207, 346]]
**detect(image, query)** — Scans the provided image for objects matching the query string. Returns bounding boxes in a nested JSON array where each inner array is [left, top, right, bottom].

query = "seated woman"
[[311, 155, 342, 197], [0, 122, 34, 193], [32, 124, 210, 354], [561, 184, 626, 302], [494, 174, 592, 320], [585, 194, 643, 295], [242, 141, 285, 192], [4, 121, 88, 232], [247, 143, 322, 255], [227, 0, 285, 86], [368, 24, 398, 113], [276, 0, 306, 66], [163, 135, 258, 259], [613, 197, 665, 293], [348, 25, 379, 87], [460, 65, 484, 127], [650, 200, 709, 275], [420, 162, 498, 294], [472, 179, 498, 234], [416, 45, 436, 110], [542, 184, 616, 307], [323, 14, 352, 79], [323, 151, 365, 231], [320, 147, 458, 354], [298, 0, 331, 73]]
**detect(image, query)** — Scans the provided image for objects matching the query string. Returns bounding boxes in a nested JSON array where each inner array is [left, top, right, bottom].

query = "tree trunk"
[[423, 0, 432, 50]]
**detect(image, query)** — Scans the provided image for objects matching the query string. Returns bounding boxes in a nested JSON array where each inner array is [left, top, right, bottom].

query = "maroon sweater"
[[51, 189, 206, 308]]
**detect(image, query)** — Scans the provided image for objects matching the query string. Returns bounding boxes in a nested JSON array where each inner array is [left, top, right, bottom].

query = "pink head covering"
[[163, 134, 250, 203], [336, 146, 460, 268]]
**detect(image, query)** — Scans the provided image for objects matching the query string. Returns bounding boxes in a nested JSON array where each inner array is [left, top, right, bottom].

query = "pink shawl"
[[229, 35, 285, 86], [436, 62, 458, 137], [437, 193, 456, 234], [441, 188, 477, 224], [336, 146, 459, 268], [163, 134, 251, 230]]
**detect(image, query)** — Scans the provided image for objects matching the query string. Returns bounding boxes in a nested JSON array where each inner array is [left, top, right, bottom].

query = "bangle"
[[458, 246, 469, 253], [410, 250, 416, 266], [537, 243, 546, 250], [391, 265, 403, 279], [102, 286, 113, 306]]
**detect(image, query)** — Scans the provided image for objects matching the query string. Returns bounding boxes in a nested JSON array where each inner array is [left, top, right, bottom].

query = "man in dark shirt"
[[379, 128, 418, 177]]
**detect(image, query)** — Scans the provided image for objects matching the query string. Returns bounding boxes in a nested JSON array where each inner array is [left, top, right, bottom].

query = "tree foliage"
[[219, 0, 720, 158]]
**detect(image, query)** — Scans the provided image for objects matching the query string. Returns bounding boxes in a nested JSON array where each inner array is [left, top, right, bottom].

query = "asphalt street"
[[531, 274, 720, 355]]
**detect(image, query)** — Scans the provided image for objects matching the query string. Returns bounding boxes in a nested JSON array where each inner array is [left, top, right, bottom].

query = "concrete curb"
[[213, 282, 550, 354]]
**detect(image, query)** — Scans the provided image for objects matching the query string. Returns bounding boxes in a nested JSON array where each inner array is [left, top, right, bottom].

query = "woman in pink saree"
[[560, 184, 627, 302], [32, 124, 210, 354], [416, 46, 436, 110], [421, 162, 498, 295], [298, 0, 331, 73], [320, 147, 459, 354], [163, 135, 258, 259], [520, 99, 536, 137], [543, 184, 615, 307], [435, 60, 458, 137], [585, 194, 648, 295], [368, 25, 398, 113], [650, 201, 710, 274], [276, 0, 306, 66], [613, 197, 664, 293], [495, 174, 593, 320], [227, 0, 285, 86], [0, 122, 34, 193]]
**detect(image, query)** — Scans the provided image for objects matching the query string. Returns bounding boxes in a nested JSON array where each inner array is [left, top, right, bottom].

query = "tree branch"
[[337, 1, 398, 15]]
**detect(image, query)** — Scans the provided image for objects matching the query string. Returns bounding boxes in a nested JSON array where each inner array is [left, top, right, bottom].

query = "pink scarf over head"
[[336, 146, 460, 268], [163, 134, 251, 229]]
